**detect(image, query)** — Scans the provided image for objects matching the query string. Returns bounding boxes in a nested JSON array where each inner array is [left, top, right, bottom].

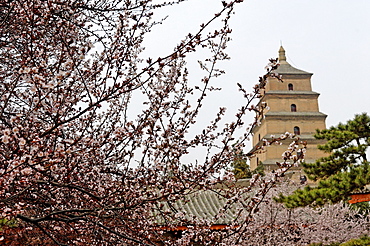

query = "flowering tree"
[[0, 0, 309, 245], [230, 183, 370, 246]]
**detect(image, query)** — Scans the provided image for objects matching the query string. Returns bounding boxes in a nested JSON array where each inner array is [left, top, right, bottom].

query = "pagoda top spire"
[[275, 46, 312, 75], [279, 46, 286, 62]]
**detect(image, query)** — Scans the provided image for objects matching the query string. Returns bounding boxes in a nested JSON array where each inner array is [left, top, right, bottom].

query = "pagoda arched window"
[[288, 83, 293, 91], [294, 126, 300, 135], [291, 104, 297, 112]]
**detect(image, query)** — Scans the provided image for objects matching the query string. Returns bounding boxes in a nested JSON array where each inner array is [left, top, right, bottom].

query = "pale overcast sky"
[[143, 0, 370, 154]]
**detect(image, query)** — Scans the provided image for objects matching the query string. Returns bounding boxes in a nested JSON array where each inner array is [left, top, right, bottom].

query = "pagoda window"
[[291, 104, 297, 112], [294, 126, 300, 135], [288, 83, 293, 91]]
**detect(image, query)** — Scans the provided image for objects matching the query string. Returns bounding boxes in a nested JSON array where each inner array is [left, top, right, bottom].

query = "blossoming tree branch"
[[0, 0, 307, 245]]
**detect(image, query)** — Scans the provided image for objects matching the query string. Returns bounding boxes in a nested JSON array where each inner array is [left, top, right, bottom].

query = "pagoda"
[[250, 46, 327, 180]]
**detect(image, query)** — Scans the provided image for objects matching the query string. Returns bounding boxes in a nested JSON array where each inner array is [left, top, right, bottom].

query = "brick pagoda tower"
[[250, 46, 327, 180]]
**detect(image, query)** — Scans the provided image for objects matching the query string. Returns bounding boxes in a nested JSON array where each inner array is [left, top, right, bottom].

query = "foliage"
[[340, 235, 370, 246], [0, 0, 311, 245], [276, 113, 370, 208], [253, 162, 265, 176], [231, 146, 251, 179], [350, 201, 370, 216], [0, 218, 17, 228], [230, 147, 264, 179]]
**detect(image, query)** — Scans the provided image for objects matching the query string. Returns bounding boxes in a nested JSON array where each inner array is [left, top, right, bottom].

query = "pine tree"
[[231, 146, 264, 179], [275, 113, 370, 208], [231, 148, 253, 179]]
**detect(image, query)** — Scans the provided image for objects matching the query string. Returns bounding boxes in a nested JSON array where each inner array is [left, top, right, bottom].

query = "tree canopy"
[[276, 113, 370, 208]]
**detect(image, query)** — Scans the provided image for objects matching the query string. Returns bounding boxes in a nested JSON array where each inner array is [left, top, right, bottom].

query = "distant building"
[[249, 46, 327, 181]]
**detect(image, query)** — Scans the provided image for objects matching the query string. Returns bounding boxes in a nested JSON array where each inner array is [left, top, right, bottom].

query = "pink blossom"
[[19, 138, 26, 146], [21, 167, 32, 175], [3, 128, 11, 135], [1, 135, 9, 144]]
